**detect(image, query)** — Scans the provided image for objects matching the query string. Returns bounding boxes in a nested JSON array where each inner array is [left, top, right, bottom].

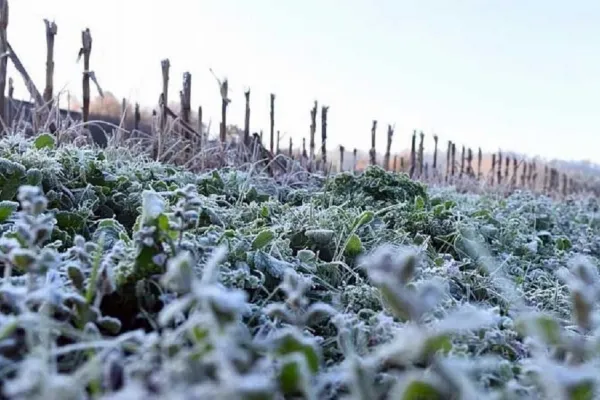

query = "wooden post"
[[459, 145, 465, 178], [384, 124, 394, 171], [302, 137, 307, 159], [467, 148, 473, 177], [370, 120, 377, 166], [81, 28, 93, 123], [531, 162, 537, 189], [432, 135, 439, 172], [410, 130, 417, 178], [220, 78, 229, 144], [400, 157, 405, 171], [43, 19, 57, 107], [353, 148, 357, 173], [504, 156, 510, 181], [339, 145, 345, 172], [521, 162, 527, 187], [451, 143, 456, 180], [181, 72, 191, 128], [512, 157, 518, 187], [289, 137, 293, 158], [134, 103, 140, 131], [244, 89, 250, 145], [477, 147, 482, 179], [491, 154, 496, 186], [418, 131, 425, 178], [393, 155, 398, 172], [497, 151, 503, 185], [543, 165, 549, 192], [270, 93, 275, 153], [321, 105, 329, 172], [309, 101, 317, 170], [276, 130, 280, 154], [159, 59, 170, 134], [562, 173, 567, 197]]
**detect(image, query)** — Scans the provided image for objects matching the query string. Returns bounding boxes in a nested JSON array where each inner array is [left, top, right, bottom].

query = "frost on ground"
[[0, 132, 599, 399]]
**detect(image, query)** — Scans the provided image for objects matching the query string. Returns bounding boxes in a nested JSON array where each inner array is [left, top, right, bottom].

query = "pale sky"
[[9, 0, 600, 163]]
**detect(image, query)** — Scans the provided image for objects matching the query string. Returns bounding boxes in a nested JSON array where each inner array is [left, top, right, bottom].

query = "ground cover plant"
[[0, 131, 599, 399]]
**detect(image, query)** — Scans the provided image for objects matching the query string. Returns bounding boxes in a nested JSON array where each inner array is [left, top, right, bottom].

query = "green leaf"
[[275, 330, 320, 395], [556, 237, 572, 252], [34, 133, 56, 150], [351, 211, 374, 231], [297, 249, 316, 263], [414, 196, 425, 211], [26, 169, 43, 186], [55, 211, 86, 233], [261, 205, 270, 218], [275, 330, 320, 374], [515, 313, 562, 346], [567, 381, 595, 400], [344, 233, 363, 257], [93, 219, 129, 248], [401, 379, 445, 400], [420, 334, 452, 362], [252, 229, 275, 250], [305, 229, 335, 245], [0, 200, 18, 223]]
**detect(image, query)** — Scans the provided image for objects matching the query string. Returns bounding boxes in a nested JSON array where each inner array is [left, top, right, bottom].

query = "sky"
[[8, 0, 600, 163]]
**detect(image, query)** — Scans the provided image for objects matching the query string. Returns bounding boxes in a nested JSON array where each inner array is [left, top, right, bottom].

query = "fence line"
[[0, 1, 596, 198]]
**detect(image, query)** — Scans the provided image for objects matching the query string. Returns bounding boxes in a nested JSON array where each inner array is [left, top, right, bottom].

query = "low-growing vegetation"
[[0, 131, 599, 399]]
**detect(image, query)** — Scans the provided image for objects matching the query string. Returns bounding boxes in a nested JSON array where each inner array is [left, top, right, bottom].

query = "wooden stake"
[[384, 124, 394, 170], [477, 147, 482, 179], [43, 19, 57, 107], [321, 105, 329, 172], [370, 120, 377, 166], [497, 150, 503, 185], [418, 131, 425, 177], [160, 59, 170, 133], [309, 101, 317, 170], [432, 135, 439, 172], [410, 130, 417, 178], [134, 103, 140, 131], [181, 72, 192, 128], [244, 89, 250, 145], [81, 28, 93, 123], [220, 78, 229, 144]]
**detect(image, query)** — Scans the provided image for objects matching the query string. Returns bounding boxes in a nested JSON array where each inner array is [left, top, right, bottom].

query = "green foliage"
[[1, 133, 600, 399]]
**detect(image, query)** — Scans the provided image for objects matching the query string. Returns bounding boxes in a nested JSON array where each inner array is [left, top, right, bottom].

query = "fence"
[[0, 0, 596, 198]]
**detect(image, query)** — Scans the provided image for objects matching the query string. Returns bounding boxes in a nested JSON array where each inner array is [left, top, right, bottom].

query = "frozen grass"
[[0, 128, 599, 399]]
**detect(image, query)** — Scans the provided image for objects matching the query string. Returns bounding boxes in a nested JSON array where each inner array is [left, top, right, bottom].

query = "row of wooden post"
[[0, 0, 590, 197]]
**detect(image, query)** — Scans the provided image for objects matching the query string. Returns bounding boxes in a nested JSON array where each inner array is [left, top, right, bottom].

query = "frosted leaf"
[[161, 251, 194, 294], [434, 305, 500, 334], [140, 190, 165, 225], [199, 244, 228, 285], [158, 296, 194, 327]]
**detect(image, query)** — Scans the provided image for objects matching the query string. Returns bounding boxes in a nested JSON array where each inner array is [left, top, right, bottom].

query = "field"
[[0, 130, 598, 399]]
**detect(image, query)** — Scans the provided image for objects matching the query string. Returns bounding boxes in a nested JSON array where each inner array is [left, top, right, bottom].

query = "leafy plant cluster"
[[0, 132, 599, 399]]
